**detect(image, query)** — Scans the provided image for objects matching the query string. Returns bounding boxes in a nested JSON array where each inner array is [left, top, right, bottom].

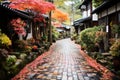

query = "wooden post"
[[48, 0, 53, 44], [49, 11, 52, 44]]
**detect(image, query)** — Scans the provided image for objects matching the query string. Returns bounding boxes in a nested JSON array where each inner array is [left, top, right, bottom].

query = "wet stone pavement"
[[25, 39, 101, 80]]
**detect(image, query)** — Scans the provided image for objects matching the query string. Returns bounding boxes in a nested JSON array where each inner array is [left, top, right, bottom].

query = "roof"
[[78, 0, 90, 9], [73, 16, 91, 26], [40, 14, 49, 20], [92, 0, 120, 14], [0, 4, 32, 19]]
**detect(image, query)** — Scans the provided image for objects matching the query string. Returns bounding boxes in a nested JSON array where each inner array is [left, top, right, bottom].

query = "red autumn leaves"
[[9, 0, 69, 23], [9, 0, 55, 14], [77, 45, 115, 80], [10, 18, 26, 35]]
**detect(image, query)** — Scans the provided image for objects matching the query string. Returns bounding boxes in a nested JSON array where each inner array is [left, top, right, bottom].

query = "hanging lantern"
[[81, 5, 86, 10]]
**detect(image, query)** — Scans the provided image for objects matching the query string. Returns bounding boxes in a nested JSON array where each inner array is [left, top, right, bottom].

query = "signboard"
[[92, 13, 98, 21]]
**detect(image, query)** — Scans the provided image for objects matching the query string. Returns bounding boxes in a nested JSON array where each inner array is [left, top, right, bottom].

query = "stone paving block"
[[68, 76, 73, 80], [84, 76, 90, 80], [47, 74, 52, 79], [50, 79, 56, 80], [51, 75, 57, 79], [63, 72, 67, 76], [36, 74, 44, 79], [68, 68, 72, 72], [73, 75, 78, 78], [73, 77, 79, 80], [57, 76, 62, 80], [78, 75, 85, 80], [76, 70, 81, 73], [68, 72, 72, 76], [27, 73, 36, 79], [82, 72, 87, 77], [72, 72, 77, 75], [58, 69, 63, 74], [87, 73, 96, 77], [62, 75, 67, 80]]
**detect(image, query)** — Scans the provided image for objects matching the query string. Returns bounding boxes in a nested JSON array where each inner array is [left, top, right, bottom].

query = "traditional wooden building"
[[0, 3, 50, 41], [73, 0, 98, 34], [32, 13, 49, 40], [92, 0, 120, 38], [0, 3, 33, 40], [91, 0, 120, 52], [73, 16, 91, 34]]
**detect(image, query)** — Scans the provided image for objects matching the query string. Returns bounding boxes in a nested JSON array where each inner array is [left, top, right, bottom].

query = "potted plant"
[[109, 39, 120, 70]]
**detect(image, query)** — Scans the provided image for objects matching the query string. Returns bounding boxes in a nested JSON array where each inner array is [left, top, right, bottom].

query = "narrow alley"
[[12, 39, 101, 80], [1, 0, 120, 80]]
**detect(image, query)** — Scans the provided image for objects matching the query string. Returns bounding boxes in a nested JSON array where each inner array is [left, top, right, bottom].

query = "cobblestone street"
[[1, 0, 120, 80], [12, 39, 101, 80]]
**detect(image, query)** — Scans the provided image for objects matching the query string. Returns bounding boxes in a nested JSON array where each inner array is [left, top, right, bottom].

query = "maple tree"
[[34, 13, 45, 22], [52, 8, 69, 23], [9, 0, 55, 22], [10, 18, 26, 35], [9, 0, 55, 14]]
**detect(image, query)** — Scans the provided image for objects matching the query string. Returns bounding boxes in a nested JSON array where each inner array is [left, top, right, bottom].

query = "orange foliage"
[[9, 0, 55, 14], [52, 9, 69, 22]]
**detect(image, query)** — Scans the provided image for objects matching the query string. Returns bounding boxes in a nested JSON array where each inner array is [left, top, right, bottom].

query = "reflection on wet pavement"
[[18, 39, 101, 80]]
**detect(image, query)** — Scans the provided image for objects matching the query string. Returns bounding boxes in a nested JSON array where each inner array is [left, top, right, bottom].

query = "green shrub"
[[13, 40, 27, 51], [3, 55, 18, 76], [6, 55, 17, 66], [79, 26, 104, 52], [52, 26, 60, 41], [71, 33, 77, 40], [109, 39, 120, 57]]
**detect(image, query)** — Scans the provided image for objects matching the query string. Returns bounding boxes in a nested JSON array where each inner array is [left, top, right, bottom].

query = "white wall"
[[82, 11, 87, 18]]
